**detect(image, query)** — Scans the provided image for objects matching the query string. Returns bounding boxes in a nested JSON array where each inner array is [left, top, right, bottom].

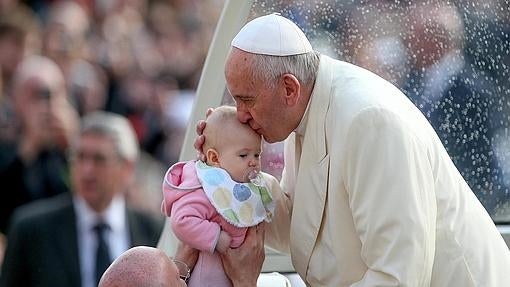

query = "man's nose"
[[236, 104, 252, 124], [77, 159, 96, 176]]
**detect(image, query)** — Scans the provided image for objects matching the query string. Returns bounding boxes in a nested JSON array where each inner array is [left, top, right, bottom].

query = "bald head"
[[13, 55, 65, 98], [12, 55, 67, 123], [99, 246, 186, 287]]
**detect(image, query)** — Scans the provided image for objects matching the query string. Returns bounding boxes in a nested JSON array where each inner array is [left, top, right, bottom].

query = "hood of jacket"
[[161, 161, 202, 216]]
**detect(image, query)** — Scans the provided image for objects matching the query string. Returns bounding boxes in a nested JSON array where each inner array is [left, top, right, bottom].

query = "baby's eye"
[[254, 153, 260, 158], [239, 154, 247, 158]]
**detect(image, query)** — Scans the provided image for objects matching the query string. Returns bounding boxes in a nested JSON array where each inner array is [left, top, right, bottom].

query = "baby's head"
[[203, 106, 262, 182]]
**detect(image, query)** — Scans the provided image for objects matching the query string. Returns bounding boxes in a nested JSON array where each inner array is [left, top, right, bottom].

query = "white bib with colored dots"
[[195, 161, 275, 228]]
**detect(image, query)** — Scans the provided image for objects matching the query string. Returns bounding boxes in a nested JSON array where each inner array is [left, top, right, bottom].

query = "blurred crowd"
[[252, 0, 510, 218], [0, 0, 224, 165], [0, 0, 509, 275], [0, 0, 225, 269]]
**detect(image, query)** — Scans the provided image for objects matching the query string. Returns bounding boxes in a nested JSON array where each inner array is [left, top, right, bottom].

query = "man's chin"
[[260, 128, 293, 143], [262, 136, 276, 143], [262, 134, 284, 144]]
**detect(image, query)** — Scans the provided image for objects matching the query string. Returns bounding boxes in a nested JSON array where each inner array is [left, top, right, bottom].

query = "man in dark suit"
[[0, 111, 163, 287], [0, 55, 78, 234]]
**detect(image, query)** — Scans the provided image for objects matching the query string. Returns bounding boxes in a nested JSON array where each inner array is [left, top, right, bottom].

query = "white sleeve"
[[264, 137, 295, 253], [344, 109, 436, 287], [263, 174, 292, 253]]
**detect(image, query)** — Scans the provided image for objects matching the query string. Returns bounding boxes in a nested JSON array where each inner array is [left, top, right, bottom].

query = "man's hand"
[[219, 224, 265, 287], [194, 108, 215, 161], [194, 120, 207, 161], [216, 231, 232, 253], [174, 241, 199, 271]]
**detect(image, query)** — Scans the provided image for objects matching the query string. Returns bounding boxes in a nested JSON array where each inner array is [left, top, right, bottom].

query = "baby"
[[161, 106, 275, 287]]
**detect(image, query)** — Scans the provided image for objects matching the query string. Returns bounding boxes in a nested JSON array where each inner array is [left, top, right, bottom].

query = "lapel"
[[126, 208, 147, 246], [54, 196, 82, 287], [128, 207, 162, 247], [290, 55, 332, 278]]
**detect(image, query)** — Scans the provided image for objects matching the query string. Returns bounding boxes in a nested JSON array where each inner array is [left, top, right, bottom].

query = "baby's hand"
[[216, 230, 232, 253]]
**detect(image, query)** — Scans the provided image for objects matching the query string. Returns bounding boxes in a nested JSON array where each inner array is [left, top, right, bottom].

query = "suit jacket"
[[266, 55, 510, 286], [0, 193, 163, 287], [0, 146, 70, 233]]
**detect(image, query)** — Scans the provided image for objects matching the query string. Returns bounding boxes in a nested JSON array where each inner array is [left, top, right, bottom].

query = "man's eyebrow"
[[233, 94, 254, 100]]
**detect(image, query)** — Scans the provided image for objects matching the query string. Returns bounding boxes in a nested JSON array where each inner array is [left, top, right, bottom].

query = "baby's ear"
[[206, 148, 220, 166]]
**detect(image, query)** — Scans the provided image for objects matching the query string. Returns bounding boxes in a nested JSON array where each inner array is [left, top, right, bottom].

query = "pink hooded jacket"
[[161, 161, 247, 252]]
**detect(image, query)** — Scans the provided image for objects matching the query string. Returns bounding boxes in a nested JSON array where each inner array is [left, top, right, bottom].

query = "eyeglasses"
[[69, 150, 119, 167], [172, 259, 190, 282]]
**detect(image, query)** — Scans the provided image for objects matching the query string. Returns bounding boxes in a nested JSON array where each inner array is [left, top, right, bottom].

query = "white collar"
[[294, 94, 312, 137], [73, 194, 127, 232]]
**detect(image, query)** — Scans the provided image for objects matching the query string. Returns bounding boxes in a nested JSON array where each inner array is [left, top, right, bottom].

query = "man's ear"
[[121, 160, 137, 186], [206, 148, 220, 166], [282, 73, 301, 106]]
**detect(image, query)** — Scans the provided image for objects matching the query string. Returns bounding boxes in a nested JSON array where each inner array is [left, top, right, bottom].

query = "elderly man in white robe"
[[189, 13, 510, 287]]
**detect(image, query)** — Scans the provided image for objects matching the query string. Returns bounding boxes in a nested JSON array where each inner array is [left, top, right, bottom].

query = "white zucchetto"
[[231, 13, 313, 56]]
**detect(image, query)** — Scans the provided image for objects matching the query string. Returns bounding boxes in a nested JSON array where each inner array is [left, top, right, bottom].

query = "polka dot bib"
[[195, 161, 275, 228]]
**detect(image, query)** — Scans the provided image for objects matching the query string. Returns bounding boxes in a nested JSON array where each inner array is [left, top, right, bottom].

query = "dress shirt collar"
[[294, 94, 312, 137], [73, 194, 130, 287], [73, 194, 127, 232]]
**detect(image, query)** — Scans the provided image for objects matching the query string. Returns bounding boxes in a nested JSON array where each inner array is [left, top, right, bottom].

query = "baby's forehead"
[[207, 107, 237, 123], [212, 120, 259, 140], [207, 110, 249, 133], [210, 123, 260, 147]]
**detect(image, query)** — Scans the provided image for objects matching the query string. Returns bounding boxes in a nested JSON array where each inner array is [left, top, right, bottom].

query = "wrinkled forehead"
[[73, 132, 117, 154], [225, 48, 254, 78]]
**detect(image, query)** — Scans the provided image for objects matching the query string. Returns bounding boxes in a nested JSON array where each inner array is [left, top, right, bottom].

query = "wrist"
[[175, 241, 199, 271], [216, 231, 232, 253]]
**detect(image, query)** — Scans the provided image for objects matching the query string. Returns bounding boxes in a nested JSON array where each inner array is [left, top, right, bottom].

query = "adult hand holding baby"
[[194, 107, 214, 162], [219, 224, 266, 287], [169, 106, 265, 287]]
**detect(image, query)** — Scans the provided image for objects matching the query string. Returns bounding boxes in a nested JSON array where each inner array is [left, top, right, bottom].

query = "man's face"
[[71, 133, 128, 212], [225, 50, 293, 143], [16, 78, 64, 143]]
